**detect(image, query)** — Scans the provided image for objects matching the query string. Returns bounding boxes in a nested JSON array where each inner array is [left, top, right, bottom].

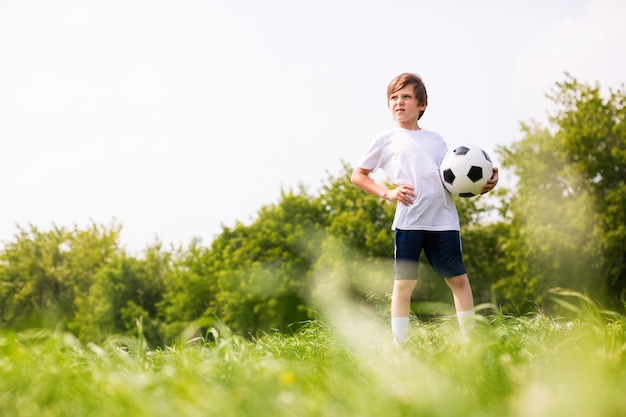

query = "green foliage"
[[1, 309, 626, 417], [0, 223, 120, 329], [0, 223, 168, 344], [497, 125, 598, 310], [198, 187, 325, 336], [158, 239, 217, 339], [320, 162, 396, 258], [549, 76, 626, 306], [312, 163, 396, 314], [498, 75, 626, 311], [73, 245, 168, 343], [462, 221, 510, 304]]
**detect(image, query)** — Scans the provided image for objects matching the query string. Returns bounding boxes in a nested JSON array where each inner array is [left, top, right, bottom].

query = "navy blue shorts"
[[394, 229, 466, 279]]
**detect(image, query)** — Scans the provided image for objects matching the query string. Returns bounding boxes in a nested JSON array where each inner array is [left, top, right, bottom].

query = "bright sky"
[[1, 0, 625, 252]]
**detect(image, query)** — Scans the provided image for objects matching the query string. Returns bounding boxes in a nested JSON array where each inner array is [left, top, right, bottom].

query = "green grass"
[[1, 311, 625, 417]]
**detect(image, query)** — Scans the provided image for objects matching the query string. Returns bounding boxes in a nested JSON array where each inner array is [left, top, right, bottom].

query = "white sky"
[[1, 0, 625, 252]]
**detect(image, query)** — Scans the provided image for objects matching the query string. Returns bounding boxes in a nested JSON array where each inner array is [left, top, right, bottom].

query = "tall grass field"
[[1, 302, 625, 417]]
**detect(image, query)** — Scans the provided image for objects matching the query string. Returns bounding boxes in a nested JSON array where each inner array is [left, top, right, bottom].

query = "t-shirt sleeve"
[[357, 137, 384, 172]]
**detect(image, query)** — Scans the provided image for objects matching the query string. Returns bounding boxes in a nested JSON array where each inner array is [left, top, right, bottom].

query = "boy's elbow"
[[350, 171, 357, 185], [350, 169, 362, 186], [352, 168, 372, 188]]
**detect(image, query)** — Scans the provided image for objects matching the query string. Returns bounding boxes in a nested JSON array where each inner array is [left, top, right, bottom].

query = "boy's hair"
[[387, 73, 428, 120]]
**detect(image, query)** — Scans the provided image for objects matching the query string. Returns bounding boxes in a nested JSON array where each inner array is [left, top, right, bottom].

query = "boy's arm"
[[351, 168, 415, 206]]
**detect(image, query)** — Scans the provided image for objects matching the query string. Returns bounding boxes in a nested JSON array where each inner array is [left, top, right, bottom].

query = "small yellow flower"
[[280, 371, 296, 385]]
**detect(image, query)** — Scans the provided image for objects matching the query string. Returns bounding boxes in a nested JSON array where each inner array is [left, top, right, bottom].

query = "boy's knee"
[[393, 279, 417, 295], [445, 274, 469, 288]]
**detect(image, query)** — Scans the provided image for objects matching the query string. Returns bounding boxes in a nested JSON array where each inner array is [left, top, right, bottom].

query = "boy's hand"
[[387, 184, 415, 206], [481, 167, 499, 195]]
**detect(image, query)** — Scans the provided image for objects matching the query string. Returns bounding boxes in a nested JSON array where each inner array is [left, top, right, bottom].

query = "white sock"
[[456, 309, 475, 336], [391, 317, 409, 344]]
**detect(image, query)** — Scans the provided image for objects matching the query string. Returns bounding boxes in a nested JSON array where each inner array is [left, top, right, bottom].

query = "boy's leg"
[[444, 274, 473, 311], [391, 279, 417, 344], [392, 230, 422, 344], [444, 274, 475, 335]]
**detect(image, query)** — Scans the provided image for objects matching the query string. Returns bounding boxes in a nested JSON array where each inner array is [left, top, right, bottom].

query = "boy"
[[351, 73, 498, 343]]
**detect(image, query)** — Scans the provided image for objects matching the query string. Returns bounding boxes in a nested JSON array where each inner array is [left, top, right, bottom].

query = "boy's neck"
[[396, 122, 421, 131]]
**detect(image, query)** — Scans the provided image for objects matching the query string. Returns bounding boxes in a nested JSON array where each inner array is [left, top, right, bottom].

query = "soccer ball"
[[439, 145, 493, 197]]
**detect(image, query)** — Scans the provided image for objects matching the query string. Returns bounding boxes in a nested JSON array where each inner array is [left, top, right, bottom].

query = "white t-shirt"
[[357, 127, 460, 231]]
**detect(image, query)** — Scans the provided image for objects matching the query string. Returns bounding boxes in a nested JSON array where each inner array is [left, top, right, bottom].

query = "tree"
[[0, 223, 120, 330], [73, 243, 168, 344], [320, 162, 396, 259], [200, 187, 325, 336], [498, 75, 626, 311], [550, 76, 626, 308], [155, 239, 209, 338]]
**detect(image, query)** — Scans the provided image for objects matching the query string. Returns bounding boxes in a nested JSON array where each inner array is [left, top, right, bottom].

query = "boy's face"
[[388, 85, 426, 129]]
